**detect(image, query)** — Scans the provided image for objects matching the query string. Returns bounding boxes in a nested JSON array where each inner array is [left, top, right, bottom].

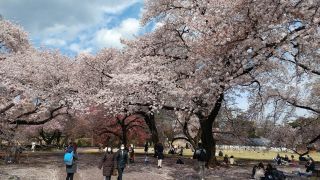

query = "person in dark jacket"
[[193, 143, 207, 180], [156, 142, 164, 168], [65, 142, 78, 180], [116, 144, 128, 180], [299, 159, 316, 177], [263, 163, 286, 180], [144, 142, 149, 155], [154, 143, 159, 158], [99, 147, 115, 180]]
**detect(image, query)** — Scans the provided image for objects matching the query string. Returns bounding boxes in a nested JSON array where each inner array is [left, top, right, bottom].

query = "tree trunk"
[[198, 93, 224, 167], [121, 122, 128, 147], [136, 111, 159, 144], [200, 119, 218, 166]]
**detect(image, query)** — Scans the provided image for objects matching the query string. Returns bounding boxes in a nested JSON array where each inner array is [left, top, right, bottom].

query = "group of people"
[[274, 153, 296, 165], [64, 142, 317, 180], [64, 142, 129, 180], [64, 142, 165, 180], [251, 162, 286, 179], [252, 154, 317, 179], [168, 145, 184, 156], [222, 154, 235, 165]]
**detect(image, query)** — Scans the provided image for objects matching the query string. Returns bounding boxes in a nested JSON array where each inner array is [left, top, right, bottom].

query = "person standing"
[[144, 142, 149, 165], [179, 146, 184, 156], [193, 143, 207, 180], [229, 155, 235, 165], [144, 142, 149, 155], [31, 142, 36, 152], [116, 144, 128, 180], [65, 142, 78, 180], [156, 142, 164, 168], [99, 147, 115, 180], [14, 141, 23, 164], [129, 144, 135, 163]]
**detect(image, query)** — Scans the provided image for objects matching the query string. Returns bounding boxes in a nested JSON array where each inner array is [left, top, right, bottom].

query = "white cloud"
[[95, 29, 123, 48], [69, 43, 92, 54], [42, 38, 66, 47], [0, 0, 144, 54], [94, 18, 141, 49], [119, 18, 141, 37], [0, 0, 142, 41], [0, 0, 141, 30]]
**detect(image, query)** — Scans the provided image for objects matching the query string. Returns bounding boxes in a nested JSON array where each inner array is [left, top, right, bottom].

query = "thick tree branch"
[[11, 105, 67, 125], [0, 103, 14, 114], [285, 100, 320, 114]]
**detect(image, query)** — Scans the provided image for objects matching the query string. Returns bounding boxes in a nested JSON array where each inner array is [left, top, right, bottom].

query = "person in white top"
[[31, 142, 36, 152]]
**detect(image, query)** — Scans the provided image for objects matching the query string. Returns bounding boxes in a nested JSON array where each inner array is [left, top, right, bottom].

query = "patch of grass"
[[179, 149, 320, 162], [220, 150, 319, 162]]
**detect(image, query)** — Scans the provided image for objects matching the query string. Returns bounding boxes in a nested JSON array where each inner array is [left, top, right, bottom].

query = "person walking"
[[99, 147, 115, 180], [116, 144, 128, 180], [193, 143, 207, 180], [156, 142, 164, 168], [65, 142, 78, 180], [129, 144, 135, 163]]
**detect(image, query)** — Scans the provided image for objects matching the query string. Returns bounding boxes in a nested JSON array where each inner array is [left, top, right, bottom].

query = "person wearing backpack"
[[99, 147, 115, 180], [193, 143, 207, 180], [64, 142, 78, 180], [116, 144, 128, 180]]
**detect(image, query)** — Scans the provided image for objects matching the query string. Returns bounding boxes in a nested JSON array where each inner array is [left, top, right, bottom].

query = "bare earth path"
[[0, 152, 314, 180]]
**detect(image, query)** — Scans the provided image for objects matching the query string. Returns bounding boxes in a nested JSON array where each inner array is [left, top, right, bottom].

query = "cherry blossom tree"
[[1, 0, 319, 168], [0, 19, 75, 145], [112, 0, 319, 165]]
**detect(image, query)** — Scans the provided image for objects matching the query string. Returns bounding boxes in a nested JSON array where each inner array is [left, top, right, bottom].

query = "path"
[[0, 152, 314, 180]]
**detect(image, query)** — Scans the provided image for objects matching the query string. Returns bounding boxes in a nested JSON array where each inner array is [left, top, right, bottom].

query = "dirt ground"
[[0, 152, 315, 180]]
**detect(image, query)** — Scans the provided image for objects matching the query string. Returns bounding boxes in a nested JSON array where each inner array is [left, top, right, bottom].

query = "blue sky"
[[0, 0, 148, 56]]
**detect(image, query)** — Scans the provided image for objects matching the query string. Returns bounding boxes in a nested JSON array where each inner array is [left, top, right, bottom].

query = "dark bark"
[[39, 129, 61, 145], [0, 103, 14, 114], [308, 133, 320, 144], [197, 93, 224, 167], [117, 116, 128, 147], [11, 105, 66, 125], [136, 111, 159, 145]]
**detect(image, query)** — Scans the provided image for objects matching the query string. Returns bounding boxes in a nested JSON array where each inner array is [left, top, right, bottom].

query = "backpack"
[[195, 149, 206, 161], [64, 147, 74, 166]]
